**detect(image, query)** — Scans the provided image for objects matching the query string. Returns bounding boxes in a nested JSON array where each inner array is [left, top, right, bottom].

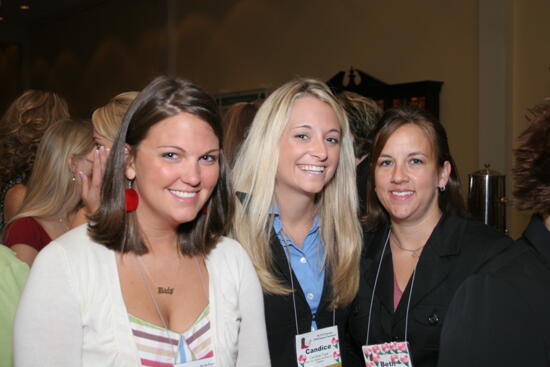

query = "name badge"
[[175, 357, 214, 367], [362, 342, 412, 367], [295, 325, 342, 367]]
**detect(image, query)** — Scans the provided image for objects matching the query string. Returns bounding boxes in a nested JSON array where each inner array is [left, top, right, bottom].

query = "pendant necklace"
[[391, 234, 425, 258], [136, 255, 177, 295]]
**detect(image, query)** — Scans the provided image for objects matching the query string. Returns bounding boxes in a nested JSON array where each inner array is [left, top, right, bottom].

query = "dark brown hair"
[[223, 101, 261, 167], [89, 76, 234, 255], [513, 101, 550, 216], [337, 91, 382, 159], [365, 106, 466, 230], [0, 90, 69, 184]]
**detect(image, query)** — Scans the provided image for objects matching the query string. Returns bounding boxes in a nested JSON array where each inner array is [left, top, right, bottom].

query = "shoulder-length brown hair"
[[513, 101, 550, 216], [89, 76, 233, 256], [365, 106, 466, 230]]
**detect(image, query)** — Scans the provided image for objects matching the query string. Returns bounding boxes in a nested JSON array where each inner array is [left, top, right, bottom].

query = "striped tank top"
[[129, 305, 213, 366]]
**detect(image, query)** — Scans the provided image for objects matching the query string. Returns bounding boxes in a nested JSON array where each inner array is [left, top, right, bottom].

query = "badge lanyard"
[[280, 231, 342, 367], [279, 230, 336, 335], [365, 229, 418, 346]]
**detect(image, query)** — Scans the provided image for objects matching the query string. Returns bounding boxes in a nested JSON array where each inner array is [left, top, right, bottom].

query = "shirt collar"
[[271, 202, 321, 236]]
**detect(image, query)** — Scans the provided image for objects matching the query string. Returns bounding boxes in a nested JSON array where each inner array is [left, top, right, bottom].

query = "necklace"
[[391, 234, 425, 258], [136, 256, 177, 295], [135, 255, 207, 297]]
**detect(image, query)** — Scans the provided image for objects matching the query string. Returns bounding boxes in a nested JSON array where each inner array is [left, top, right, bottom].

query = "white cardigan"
[[14, 225, 270, 367]]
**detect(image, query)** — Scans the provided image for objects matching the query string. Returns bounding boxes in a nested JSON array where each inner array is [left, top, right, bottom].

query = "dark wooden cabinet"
[[327, 68, 443, 119]]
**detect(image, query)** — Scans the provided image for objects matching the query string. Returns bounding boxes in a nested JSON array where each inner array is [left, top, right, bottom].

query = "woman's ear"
[[67, 154, 78, 177], [125, 146, 136, 181], [438, 161, 452, 188]]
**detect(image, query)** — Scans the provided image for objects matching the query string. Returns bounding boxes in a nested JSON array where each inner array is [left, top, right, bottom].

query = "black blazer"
[[438, 214, 550, 366], [346, 213, 513, 367], [264, 233, 357, 367]]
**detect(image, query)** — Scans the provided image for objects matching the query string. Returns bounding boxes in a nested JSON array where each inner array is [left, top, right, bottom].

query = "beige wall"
[[25, 0, 480, 183], [169, 0, 480, 194], [18, 0, 548, 235]]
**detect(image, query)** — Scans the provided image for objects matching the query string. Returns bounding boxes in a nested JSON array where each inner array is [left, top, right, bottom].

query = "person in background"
[[438, 101, 550, 366], [71, 91, 139, 227], [14, 76, 270, 366], [232, 78, 362, 366], [3, 119, 95, 267], [0, 245, 29, 367], [223, 101, 261, 168], [92, 91, 139, 150], [0, 90, 69, 235], [347, 106, 513, 367], [337, 91, 382, 216]]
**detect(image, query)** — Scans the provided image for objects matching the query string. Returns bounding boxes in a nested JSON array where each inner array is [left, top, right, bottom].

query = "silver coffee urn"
[[468, 164, 507, 233]]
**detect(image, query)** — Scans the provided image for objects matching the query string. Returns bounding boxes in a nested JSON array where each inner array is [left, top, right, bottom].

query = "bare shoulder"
[[4, 184, 27, 220]]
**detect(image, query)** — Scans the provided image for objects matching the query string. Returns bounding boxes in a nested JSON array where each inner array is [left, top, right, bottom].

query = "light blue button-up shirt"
[[272, 206, 326, 330]]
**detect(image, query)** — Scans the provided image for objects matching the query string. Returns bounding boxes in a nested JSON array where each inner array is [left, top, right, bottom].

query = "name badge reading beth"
[[295, 325, 341, 367], [175, 357, 214, 367], [362, 342, 412, 367]]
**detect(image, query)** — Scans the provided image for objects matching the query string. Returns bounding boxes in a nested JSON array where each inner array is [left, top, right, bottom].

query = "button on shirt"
[[273, 212, 326, 330]]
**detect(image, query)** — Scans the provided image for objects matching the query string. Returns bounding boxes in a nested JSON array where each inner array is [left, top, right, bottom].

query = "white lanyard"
[[279, 230, 336, 335], [365, 229, 418, 346]]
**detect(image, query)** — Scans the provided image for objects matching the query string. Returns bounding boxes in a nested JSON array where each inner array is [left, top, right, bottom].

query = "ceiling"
[[0, 0, 107, 27]]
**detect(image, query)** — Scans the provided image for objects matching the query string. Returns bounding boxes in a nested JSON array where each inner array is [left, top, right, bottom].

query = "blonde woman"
[[71, 91, 139, 227], [0, 90, 70, 234], [233, 78, 362, 366], [3, 119, 95, 266], [92, 91, 139, 149]]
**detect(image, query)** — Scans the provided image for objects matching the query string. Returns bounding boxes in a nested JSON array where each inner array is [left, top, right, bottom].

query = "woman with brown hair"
[[14, 76, 269, 366], [347, 106, 512, 367], [0, 90, 69, 234], [438, 101, 550, 366]]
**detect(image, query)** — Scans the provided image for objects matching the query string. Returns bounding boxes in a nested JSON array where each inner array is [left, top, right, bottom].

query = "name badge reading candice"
[[295, 325, 341, 367], [362, 342, 412, 367], [175, 357, 214, 367]]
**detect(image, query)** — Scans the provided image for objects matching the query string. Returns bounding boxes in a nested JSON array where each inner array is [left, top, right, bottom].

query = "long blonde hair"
[[232, 78, 362, 308], [7, 119, 95, 224]]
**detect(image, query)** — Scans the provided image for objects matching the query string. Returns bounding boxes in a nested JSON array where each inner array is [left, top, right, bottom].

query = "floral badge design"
[[363, 342, 411, 366], [298, 354, 307, 367], [331, 337, 340, 349]]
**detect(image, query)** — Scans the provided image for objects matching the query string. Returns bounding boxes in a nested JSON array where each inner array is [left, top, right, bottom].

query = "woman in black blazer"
[[232, 78, 363, 366], [438, 102, 550, 366], [346, 107, 513, 367]]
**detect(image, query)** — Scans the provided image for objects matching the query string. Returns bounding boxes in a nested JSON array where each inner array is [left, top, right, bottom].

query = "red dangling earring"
[[202, 203, 208, 215], [125, 181, 138, 212]]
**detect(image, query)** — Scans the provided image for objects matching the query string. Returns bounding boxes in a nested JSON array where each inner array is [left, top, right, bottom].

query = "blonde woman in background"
[[3, 119, 95, 266], [0, 90, 69, 234], [232, 78, 362, 366], [72, 91, 139, 226], [92, 91, 139, 149]]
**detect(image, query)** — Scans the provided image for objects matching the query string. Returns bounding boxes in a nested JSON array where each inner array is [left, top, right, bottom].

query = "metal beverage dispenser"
[[468, 164, 507, 233]]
